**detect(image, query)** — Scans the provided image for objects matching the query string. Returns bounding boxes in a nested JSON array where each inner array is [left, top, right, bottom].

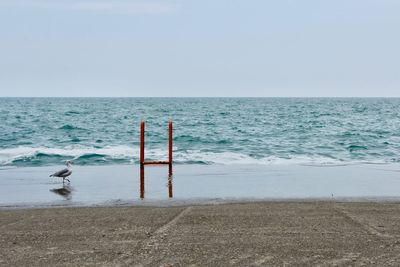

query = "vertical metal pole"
[[140, 121, 145, 199], [168, 120, 173, 166], [140, 120, 145, 165], [168, 120, 173, 198]]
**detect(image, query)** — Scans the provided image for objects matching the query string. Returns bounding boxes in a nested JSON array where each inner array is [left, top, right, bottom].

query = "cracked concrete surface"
[[1, 202, 400, 266]]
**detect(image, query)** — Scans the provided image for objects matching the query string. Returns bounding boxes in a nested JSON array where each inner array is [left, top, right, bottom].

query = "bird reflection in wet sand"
[[50, 185, 73, 200]]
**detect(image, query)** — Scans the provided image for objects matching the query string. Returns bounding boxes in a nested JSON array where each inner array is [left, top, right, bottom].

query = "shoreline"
[[2, 163, 400, 209], [3, 196, 400, 211]]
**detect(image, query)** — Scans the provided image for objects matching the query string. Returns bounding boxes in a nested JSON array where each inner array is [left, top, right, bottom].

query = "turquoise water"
[[1, 98, 400, 167]]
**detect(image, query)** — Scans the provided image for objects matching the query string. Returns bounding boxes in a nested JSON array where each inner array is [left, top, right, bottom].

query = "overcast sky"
[[0, 0, 399, 97]]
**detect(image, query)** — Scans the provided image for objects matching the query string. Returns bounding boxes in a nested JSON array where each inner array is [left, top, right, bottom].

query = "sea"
[[1, 97, 400, 168]]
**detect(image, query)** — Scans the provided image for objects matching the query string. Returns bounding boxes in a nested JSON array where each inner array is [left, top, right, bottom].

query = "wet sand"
[[2, 163, 400, 208], [2, 202, 400, 266]]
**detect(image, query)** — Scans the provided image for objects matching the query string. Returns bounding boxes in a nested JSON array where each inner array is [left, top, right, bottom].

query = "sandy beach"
[[1, 201, 400, 266], [2, 163, 400, 265]]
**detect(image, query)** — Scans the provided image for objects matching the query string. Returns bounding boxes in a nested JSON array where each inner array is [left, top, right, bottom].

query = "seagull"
[[50, 161, 73, 183]]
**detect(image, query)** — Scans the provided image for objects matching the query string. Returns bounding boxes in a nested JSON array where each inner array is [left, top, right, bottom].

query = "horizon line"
[[1, 96, 400, 98]]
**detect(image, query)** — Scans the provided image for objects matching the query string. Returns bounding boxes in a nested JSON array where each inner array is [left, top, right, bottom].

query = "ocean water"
[[1, 97, 400, 167]]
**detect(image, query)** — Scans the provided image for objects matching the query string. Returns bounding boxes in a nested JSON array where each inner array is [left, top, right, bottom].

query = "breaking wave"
[[0, 146, 388, 167]]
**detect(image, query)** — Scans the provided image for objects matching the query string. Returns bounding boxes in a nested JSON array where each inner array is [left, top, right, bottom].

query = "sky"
[[0, 0, 399, 97]]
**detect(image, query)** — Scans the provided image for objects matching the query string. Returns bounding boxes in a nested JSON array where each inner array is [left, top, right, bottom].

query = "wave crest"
[[0, 145, 389, 167], [58, 124, 87, 131]]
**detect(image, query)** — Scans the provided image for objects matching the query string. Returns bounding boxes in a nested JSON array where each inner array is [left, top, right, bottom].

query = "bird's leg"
[[63, 178, 65, 184], [66, 178, 70, 183]]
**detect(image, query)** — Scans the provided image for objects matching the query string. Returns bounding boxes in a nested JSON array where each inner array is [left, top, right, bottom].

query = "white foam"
[[173, 150, 348, 166], [0, 146, 388, 166]]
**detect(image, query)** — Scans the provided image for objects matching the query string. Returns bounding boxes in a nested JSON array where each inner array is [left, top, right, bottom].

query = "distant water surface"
[[1, 98, 400, 167]]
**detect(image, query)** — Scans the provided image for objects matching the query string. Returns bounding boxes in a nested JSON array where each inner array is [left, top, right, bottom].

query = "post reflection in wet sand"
[[139, 165, 173, 199], [168, 165, 173, 198], [140, 165, 145, 199], [50, 185, 73, 200]]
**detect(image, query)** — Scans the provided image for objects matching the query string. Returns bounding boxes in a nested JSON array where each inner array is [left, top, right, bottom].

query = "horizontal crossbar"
[[142, 161, 170, 165]]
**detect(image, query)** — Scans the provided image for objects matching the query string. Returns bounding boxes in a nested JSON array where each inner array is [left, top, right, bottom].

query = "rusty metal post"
[[140, 121, 145, 199], [168, 120, 173, 166], [140, 120, 145, 165], [168, 120, 173, 198]]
